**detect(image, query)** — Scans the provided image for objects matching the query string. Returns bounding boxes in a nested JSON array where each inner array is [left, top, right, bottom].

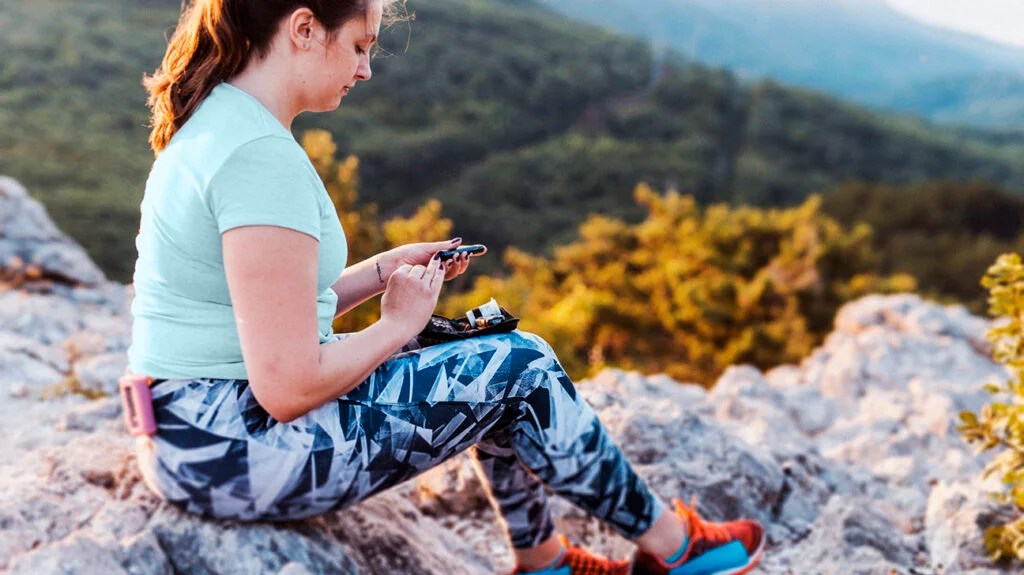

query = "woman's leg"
[[142, 331, 670, 556], [331, 331, 665, 557], [143, 330, 762, 573]]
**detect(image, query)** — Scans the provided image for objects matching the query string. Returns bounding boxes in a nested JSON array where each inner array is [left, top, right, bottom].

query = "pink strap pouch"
[[119, 374, 157, 436]]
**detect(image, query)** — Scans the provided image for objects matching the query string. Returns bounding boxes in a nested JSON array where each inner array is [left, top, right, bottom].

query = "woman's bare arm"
[[330, 254, 389, 318], [223, 226, 444, 423]]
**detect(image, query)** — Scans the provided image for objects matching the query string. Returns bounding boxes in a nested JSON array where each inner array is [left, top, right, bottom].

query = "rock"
[[763, 496, 927, 574], [145, 506, 361, 575], [73, 352, 129, 396], [120, 532, 174, 575], [0, 176, 105, 288], [0, 331, 66, 390], [55, 397, 123, 433], [7, 533, 129, 575], [326, 492, 491, 574], [0, 289, 91, 347], [410, 454, 491, 516], [926, 481, 1017, 574], [0, 187, 1015, 575]]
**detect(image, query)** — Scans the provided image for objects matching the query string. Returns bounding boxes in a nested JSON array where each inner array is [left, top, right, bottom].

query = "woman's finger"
[[431, 263, 445, 293], [452, 254, 467, 278], [426, 253, 443, 287]]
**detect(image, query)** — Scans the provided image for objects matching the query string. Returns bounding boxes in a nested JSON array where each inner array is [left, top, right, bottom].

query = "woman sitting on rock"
[[129, 0, 765, 573]]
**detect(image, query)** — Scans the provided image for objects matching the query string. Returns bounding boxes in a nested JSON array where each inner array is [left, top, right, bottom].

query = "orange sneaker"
[[632, 498, 765, 575], [510, 535, 632, 575]]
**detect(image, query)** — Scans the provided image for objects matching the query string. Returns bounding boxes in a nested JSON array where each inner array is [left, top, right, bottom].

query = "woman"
[[129, 1, 766, 573]]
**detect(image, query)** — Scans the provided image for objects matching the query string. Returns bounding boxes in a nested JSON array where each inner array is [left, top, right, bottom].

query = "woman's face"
[[304, 2, 382, 112]]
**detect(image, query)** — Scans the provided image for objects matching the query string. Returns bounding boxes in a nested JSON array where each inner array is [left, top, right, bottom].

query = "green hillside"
[[535, 0, 1024, 130], [2, 0, 1024, 282]]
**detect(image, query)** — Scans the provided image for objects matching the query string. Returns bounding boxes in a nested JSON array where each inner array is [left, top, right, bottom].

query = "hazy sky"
[[886, 0, 1024, 48]]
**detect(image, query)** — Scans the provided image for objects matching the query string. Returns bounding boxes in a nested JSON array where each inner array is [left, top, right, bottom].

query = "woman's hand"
[[386, 238, 486, 282], [380, 254, 446, 341]]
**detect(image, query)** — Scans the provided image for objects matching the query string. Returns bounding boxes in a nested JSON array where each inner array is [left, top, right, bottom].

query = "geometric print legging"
[[135, 330, 664, 548]]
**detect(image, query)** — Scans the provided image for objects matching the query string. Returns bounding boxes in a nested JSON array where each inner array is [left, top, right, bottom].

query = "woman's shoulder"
[[159, 85, 307, 184]]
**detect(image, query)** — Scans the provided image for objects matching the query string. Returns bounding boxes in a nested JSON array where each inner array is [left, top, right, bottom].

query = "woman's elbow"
[[248, 372, 316, 424], [270, 410, 301, 425], [250, 388, 300, 423], [259, 395, 307, 424]]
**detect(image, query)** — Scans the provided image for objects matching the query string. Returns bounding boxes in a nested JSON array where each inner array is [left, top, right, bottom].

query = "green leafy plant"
[[958, 253, 1024, 563]]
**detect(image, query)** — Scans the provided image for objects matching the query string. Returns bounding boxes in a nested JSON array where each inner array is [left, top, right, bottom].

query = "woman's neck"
[[228, 54, 299, 130]]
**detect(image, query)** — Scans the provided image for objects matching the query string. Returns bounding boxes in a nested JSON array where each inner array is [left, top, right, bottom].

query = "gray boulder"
[[0, 176, 106, 288]]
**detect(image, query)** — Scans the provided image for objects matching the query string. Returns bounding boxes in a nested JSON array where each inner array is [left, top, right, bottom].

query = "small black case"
[[418, 307, 519, 346]]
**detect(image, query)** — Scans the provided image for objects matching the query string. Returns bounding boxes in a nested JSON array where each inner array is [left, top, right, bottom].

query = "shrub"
[[444, 185, 913, 384], [959, 253, 1024, 563]]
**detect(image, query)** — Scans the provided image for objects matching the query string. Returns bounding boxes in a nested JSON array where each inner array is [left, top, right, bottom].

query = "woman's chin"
[[313, 98, 343, 113]]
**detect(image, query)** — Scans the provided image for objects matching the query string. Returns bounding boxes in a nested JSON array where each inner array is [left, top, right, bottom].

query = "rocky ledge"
[[0, 177, 1016, 574]]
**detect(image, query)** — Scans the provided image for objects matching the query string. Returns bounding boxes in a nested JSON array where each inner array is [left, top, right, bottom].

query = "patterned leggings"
[[136, 331, 663, 548]]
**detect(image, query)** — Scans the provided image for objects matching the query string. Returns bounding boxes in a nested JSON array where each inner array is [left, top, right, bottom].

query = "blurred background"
[[2, 0, 1023, 384]]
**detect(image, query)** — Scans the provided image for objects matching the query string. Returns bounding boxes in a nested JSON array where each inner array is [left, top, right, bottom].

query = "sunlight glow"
[[886, 0, 1024, 49]]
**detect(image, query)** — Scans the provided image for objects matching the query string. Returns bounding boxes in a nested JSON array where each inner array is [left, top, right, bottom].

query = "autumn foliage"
[[443, 184, 914, 384], [302, 130, 453, 334]]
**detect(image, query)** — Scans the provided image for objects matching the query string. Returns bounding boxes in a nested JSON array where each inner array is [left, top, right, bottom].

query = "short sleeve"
[[207, 136, 322, 239]]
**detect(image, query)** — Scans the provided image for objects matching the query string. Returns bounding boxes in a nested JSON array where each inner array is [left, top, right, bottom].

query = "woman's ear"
[[287, 7, 317, 50]]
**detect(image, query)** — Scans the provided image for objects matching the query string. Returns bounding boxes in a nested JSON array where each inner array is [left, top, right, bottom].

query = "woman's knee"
[[505, 330, 558, 360], [495, 331, 570, 393]]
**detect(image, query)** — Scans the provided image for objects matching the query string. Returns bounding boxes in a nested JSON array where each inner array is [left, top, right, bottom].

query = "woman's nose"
[[356, 55, 372, 81]]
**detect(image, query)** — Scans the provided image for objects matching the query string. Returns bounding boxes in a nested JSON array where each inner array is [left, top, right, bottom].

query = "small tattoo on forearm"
[[376, 259, 386, 284]]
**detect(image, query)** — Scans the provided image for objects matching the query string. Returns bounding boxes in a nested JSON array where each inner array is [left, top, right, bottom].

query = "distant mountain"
[[535, 0, 1024, 129], [3, 0, 1024, 282]]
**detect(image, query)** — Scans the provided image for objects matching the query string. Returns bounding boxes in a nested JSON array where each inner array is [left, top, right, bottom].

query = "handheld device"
[[438, 244, 486, 262]]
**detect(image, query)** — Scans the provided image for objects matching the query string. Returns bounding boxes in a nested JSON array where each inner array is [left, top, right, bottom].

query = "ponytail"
[[145, 0, 399, 155], [144, 0, 251, 154]]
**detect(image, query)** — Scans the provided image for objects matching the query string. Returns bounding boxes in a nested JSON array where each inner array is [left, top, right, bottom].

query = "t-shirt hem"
[[129, 360, 249, 381]]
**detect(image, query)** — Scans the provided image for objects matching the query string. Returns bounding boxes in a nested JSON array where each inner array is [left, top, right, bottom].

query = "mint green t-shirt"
[[128, 83, 348, 379]]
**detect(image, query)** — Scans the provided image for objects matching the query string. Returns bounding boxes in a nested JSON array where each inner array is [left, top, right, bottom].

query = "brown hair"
[[144, 0, 398, 154]]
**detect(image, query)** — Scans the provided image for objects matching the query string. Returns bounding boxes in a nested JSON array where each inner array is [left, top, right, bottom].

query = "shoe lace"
[[675, 496, 731, 550], [561, 536, 632, 575], [512, 536, 629, 575]]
